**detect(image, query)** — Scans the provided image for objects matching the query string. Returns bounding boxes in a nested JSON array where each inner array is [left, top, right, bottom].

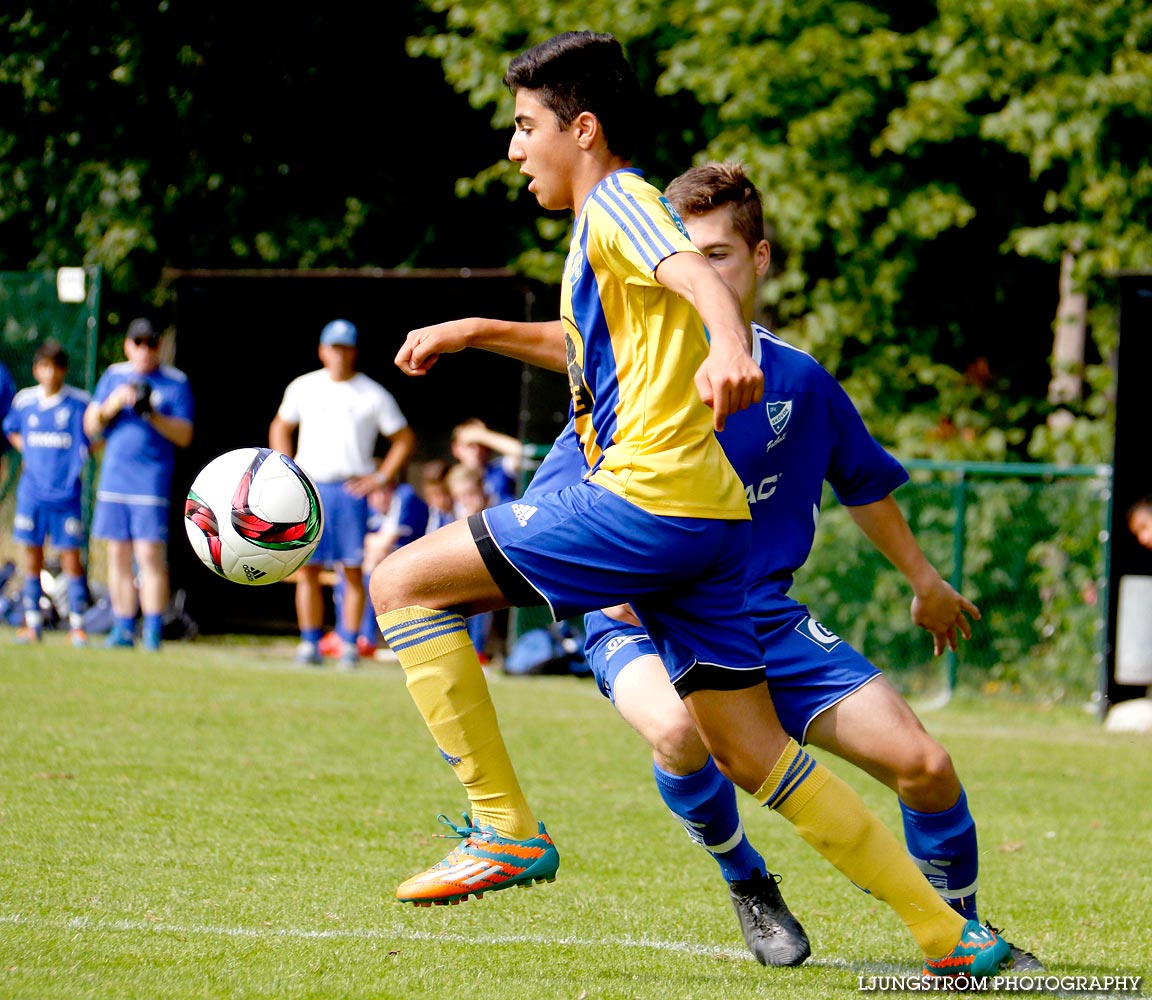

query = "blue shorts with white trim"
[[583, 606, 881, 741], [473, 480, 764, 694]]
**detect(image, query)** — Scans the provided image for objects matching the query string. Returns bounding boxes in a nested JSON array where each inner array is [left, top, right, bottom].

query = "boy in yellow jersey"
[[372, 31, 1009, 979]]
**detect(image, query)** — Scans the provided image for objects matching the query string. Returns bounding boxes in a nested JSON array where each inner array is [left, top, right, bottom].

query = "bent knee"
[[897, 740, 961, 808], [649, 715, 708, 773]]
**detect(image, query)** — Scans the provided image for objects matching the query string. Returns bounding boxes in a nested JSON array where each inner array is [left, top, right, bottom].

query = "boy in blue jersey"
[[576, 162, 1036, 969], [3, 340, 93, 645], [373, 31, 1008, 979], [84, 318, 194, 651]]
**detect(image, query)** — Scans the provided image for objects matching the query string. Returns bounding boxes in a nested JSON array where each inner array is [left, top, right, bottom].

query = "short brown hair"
[[663, 162, 765, 249]]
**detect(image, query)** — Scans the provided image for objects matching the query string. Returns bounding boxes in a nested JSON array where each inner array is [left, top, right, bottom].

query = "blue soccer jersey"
[[367, 482, 430, 549], [722, 324, 908, 618], [92, 362, 194, 503], [3, 384, 91, 504]]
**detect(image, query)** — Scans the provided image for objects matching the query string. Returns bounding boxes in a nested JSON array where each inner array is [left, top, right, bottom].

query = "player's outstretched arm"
[[653, 251, 762, 431], [395, 318, 566, 377], [846, 495, 980, 656]]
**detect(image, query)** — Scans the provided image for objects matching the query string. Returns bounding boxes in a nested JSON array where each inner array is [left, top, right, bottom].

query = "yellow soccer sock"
[[377, 605, 537, 840], [756, 739, 965, 959]]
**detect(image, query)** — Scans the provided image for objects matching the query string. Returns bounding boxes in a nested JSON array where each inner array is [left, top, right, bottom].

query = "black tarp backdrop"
[[1105, 272, 1152, 707], [164, 269, 565, 634]]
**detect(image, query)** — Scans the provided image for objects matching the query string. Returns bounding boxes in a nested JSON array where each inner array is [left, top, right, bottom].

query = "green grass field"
[[1, 636, 1149, 999]]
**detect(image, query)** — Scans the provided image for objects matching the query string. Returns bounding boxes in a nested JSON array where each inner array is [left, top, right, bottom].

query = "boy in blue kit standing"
[[373, 31, 1008, 979], [84, 318, 194, 651], [3, 339, 93, 645]]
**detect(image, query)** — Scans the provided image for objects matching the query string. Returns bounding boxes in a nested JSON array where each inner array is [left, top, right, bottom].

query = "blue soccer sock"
[[901, 787, 980, 920], [64, 574, 90, 629], [301, 627, 323, 645], [115, 615, 136, 637], [22, 576, 44, 629], [142, 613, 163, 640], [653, 758, 766, 884]]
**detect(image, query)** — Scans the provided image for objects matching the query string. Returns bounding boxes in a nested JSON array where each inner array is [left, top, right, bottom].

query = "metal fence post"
[[948, 468, 969, 695]]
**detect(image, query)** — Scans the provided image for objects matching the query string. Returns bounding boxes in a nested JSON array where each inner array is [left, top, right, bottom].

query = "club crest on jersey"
[[659, 197, 692, 240], [766, 400, 793, 437], [794, 615, 843, 651], [567, 245, 585, 284]]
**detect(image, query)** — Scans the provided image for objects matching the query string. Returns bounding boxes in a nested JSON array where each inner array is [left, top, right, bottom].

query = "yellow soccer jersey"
[[561, 168, 749, 519]]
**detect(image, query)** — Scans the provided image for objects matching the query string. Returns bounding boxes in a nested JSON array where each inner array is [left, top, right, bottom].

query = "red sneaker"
[[317, 631, 343, 658]]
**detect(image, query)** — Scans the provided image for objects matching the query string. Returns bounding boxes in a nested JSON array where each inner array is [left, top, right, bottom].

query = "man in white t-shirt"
[[270, 319, 416, 667]]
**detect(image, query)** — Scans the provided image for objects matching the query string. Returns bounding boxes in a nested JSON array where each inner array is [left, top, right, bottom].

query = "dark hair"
[[504, 31, 642, 160], [33, 337, 69, 369], [663, 162, 766, 249]]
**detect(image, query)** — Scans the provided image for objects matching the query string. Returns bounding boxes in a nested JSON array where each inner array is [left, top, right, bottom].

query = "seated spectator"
[[419, 459, 455, 533], [450, 418, 523, 505]]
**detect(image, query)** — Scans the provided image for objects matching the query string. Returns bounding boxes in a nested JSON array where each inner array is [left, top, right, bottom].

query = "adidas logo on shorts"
[[511, 503, 538, 527]]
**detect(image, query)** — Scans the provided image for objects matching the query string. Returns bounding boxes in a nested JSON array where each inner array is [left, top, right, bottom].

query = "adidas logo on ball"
[[242, 564, 268, 581]]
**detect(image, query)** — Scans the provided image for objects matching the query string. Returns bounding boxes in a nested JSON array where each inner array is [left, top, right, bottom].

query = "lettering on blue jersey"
[[746, 474, 780, 506], [658, 196, 692, 240], [25, 431, 73, 450], [793, 615, 843, 651]]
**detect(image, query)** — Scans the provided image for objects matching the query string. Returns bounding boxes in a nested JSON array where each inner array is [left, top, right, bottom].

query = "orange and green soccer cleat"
[[923, 919, 1011, 979], [396, 813, 559, 906]]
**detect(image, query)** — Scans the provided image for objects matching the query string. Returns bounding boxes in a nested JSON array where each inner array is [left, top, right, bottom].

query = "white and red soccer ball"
[[184, 447, 324, 585]]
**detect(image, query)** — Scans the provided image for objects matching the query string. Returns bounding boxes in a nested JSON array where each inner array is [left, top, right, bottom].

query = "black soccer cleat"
[[728, 869, 811, 966], [984, 923, 1045, 972]]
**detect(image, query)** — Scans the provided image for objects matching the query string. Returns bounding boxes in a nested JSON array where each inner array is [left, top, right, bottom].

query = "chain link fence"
[[514, 447, 1112, 704], [0, 267, 102, 502], [793, 460, 1112, 704], [0, 269, 102, 578]]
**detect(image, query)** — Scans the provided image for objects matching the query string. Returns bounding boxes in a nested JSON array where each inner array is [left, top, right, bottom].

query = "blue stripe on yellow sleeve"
[[594, 177, 679, 271]]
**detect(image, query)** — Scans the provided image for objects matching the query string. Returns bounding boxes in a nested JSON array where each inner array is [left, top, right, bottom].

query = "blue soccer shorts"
[[13, 492, 86, 549], [472, 479, 764, 695], [92, 498, 169, 543], [309, 482, 368, 568], [583, 605, 881, 742]]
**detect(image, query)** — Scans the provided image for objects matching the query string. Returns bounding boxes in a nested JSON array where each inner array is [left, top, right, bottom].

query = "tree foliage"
[[2, 1, 1148, 466], [409, 0, 1152, 463], [0, 3, 535, 323]]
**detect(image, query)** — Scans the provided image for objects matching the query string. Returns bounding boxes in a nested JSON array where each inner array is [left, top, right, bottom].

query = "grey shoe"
[[294, 640, 322, 666], [728, 870, 811, 966]]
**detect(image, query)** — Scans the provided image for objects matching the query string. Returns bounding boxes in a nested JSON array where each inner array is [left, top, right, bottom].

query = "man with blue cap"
[[271, 319, 416, 667]]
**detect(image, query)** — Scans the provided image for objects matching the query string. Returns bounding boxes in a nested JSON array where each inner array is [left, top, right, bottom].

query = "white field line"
[[0, 912, 903, 972]]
